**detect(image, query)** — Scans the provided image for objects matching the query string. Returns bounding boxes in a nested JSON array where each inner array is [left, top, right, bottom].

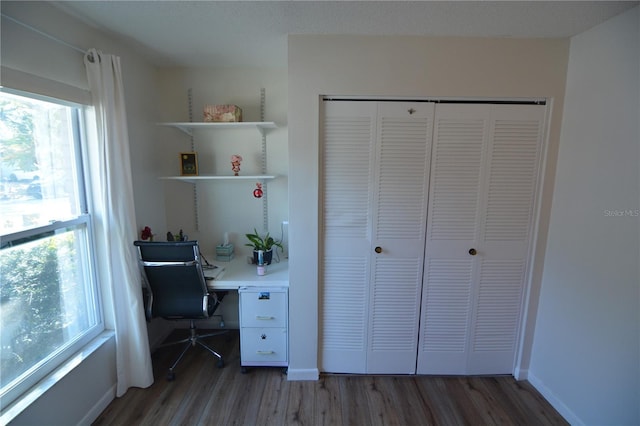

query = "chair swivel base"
[[160, 321, 227, 381]]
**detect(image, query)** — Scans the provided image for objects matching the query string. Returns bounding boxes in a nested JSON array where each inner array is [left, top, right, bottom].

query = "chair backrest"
[[134, 240, 212, 319]]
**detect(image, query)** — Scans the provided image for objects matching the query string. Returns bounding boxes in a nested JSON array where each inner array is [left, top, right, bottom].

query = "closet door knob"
[[374, 246, 382, 254], [468, 248, 477, 256]]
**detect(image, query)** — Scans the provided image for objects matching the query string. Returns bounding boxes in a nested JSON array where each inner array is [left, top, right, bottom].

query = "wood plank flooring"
[[93, 330, 567, 426]]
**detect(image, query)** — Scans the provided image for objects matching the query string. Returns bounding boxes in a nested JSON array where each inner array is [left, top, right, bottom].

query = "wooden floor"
[[93, 330, 567, 426]]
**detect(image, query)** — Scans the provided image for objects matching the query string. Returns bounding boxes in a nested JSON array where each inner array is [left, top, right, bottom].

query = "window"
[[0, 90, 102, 409]]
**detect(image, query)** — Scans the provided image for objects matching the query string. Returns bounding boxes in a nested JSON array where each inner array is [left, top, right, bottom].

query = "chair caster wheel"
[[167, 371, 176, 381], [217, 359, 224, 368]]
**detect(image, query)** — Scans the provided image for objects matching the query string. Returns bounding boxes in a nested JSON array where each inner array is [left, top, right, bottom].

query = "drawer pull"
[[257, 350, 275, 355], [256, 315, 275, 320]]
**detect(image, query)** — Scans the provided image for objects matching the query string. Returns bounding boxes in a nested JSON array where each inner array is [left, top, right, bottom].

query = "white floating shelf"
[[158, 121, 277, 136], [160, 175, 277, 184]]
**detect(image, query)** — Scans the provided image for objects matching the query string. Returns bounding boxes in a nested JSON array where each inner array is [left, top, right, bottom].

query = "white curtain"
[[84, 48, 154, 396]]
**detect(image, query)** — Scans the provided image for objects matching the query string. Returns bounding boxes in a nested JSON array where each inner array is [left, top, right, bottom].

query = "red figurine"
[[253, 182, 263, 198], [141, 226, 153, 241]]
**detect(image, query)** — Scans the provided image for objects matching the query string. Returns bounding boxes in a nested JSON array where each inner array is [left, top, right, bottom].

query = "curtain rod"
[[1, 12, 93, 60]]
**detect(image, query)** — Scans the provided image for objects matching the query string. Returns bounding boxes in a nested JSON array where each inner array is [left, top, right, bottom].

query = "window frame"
[[0, 88, 104, 411]]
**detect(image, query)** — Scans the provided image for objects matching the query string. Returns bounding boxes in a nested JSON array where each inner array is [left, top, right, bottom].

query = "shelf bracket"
[[175, 125, 194, 136], [261, 88, 269, 232], [188, 88, 199, 231]]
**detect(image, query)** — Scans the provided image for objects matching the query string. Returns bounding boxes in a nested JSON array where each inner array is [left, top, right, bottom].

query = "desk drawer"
[[239, 288, 287, 328], [240, 327, 288, 365]]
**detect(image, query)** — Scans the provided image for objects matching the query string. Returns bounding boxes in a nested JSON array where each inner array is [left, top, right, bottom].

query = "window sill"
[[0, 330, 115, 424]]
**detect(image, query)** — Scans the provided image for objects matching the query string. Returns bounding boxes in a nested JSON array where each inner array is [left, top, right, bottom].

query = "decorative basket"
[[204, 105, 242, 122]]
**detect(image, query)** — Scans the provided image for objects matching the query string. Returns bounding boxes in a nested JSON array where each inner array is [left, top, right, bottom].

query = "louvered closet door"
[[467, 104, 545, 374], [320, 101, 377, 373], [320, 101, 434, 374], [417, 104, 545, 375], [417, 105, 489, 374], [366, 102, 434, 373]]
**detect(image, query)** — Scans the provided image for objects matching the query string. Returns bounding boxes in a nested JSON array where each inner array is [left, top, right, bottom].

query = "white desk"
[[204, 256, 289, 370], [204, 257, 288, 290]]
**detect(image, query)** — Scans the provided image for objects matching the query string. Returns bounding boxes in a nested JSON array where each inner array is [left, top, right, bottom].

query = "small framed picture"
[[180, 152, 198, 176]]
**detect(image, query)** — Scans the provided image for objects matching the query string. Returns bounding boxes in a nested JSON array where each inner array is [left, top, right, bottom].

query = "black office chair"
[[134, 240, 227, 381]]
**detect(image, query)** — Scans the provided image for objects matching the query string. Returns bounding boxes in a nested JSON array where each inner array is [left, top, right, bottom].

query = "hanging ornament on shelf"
[[253, 182, 263, 198]]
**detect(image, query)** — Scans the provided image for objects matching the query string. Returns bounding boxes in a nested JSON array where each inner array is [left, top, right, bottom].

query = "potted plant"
[[245, 228, 283, 265]]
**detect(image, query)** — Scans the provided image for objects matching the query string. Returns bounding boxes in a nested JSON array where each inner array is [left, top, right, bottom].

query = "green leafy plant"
[[244, 228, 283, 252]]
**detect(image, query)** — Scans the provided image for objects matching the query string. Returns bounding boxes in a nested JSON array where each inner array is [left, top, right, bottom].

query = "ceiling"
[[53, 1, 638, 68]]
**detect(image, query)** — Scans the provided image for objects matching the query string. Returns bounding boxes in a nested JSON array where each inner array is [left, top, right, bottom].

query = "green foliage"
[[0, 96, 38, 171], [0, 235, 79, 387], [244, 228, 283, 252]]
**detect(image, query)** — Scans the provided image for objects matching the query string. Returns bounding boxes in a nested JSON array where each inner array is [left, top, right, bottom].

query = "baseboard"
[[528, 372, 583, 426], [78, 384, 116, 425], [286, 368, 319, 381], [514, 367, 528, 381]]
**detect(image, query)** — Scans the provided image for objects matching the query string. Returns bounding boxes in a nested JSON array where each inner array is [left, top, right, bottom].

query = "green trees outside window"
[[0, 90, 100, 408]]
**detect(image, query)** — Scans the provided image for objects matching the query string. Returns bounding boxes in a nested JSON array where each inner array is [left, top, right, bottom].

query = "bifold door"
[[320, 100, 434, 374], [417, 104, 545, 375], [320, 100, 545, 375]]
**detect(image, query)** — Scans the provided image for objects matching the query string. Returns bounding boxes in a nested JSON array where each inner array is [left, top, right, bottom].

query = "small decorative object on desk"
[[203, 104, 242, 122], [166, 229, 188, 241], [256, 250, 265, 276], [231, 154, 243, 176], [140, 226, 154, 241]]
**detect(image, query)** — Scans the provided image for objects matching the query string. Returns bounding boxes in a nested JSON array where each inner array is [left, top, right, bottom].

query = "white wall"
[[8, 334, 117, 425], [1, 2, 161, 423], [1, 2, 166, 238], [288, 35, 570, 379], [155, 68, 288, 256], [156, 67, 288, 328], [529, 7, 640, 425]]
